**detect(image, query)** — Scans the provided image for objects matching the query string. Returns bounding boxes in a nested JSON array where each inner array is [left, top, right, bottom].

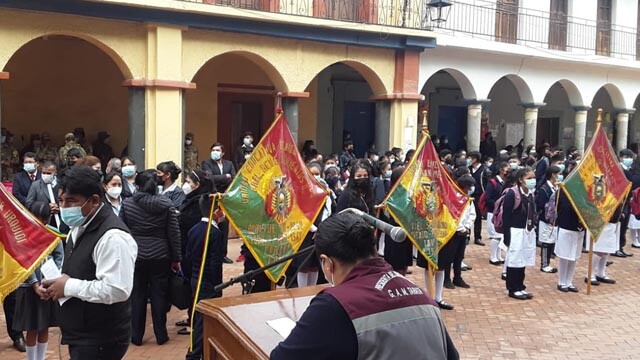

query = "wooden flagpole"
[[421, 110, 436, 297], [586, 108, 604, 295]]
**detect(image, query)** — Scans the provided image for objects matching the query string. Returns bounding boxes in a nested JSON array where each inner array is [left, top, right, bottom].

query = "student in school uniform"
[[535, 165, 562, 273], [584, 206, 622, 286], [555, 190, 585, 293], [449, 174, 477, 289], [485, 162, 510, 265]]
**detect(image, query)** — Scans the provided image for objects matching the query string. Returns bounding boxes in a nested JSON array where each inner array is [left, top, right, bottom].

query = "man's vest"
[[323, 258, 450, 360]]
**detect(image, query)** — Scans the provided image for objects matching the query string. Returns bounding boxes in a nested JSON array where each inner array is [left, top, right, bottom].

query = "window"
[[549, 0, 568, 50], [495, 0, 519, 44], [596, 0, 612, 56]]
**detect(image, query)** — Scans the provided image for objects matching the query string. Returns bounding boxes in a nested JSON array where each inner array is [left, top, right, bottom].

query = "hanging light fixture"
[[427, 0, 453, 27]]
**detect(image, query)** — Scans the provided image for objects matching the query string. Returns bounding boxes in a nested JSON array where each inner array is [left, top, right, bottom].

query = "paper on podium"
[[40, 258, 70, 306], [266, 317, 297, 339]]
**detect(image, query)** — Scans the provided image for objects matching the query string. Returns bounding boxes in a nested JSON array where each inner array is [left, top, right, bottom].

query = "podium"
[[197, 285, 326, 360]]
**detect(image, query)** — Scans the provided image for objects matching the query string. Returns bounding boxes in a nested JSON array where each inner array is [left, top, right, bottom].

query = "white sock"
[[36, 342, 47, 360], [297, 273, 308, 287], [566, 260, 577, 286], [597, 254, 608, 278], [557, 258, 567, 286], [490, 239, 499, 261], [424, 269, 431, 298], [633, 230, 640, 246], [26, 345, 37, 360], [307, 271, 318, 286], [502, 251, 508, 273], [590, 254, 601, 280], [435, 270, 445, 302]]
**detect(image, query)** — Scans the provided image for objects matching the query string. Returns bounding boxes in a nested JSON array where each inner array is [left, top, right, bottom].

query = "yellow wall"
[[2, 36, 129, 156], [298, 77, 319, 146]]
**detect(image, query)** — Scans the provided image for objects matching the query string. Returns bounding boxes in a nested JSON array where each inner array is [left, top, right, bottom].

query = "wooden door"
[[495, 0, 519, 44], [549, 0, 568, 50], [596, 0, 612, 56]]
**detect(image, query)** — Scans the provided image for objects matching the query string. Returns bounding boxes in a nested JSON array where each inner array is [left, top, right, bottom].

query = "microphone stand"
[[215, 245, 316, 294]]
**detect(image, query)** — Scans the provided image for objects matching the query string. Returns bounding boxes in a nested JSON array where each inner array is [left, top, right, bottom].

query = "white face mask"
[[41, 174, 55, 185], [468, 186, 475, 195], [185, 139, 193, 146], [182, 182, 193, 195], [372, 155, 379, 162], [107, 186, 122, 199]]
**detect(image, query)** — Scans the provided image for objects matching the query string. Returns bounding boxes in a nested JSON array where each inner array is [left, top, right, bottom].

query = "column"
[[375, 100, 391, 153], [128, 88, 146, 168], [523, 105, 540, 148], [466, 101, 485, 152], [573, 106, 589, 155], [616, 111, 631, 152], [389, 99, 420, 150], [282, 97, 299, 144], [0, 72, 8, 181]]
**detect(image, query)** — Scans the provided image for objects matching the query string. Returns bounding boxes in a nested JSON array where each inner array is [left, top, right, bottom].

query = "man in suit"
[[202, 143, 236, 264], [12, 152, 40, 206], [26, 161, 66, 229]]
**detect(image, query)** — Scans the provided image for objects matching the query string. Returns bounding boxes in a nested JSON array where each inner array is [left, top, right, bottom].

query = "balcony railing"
[[177, 0, 639, 60]]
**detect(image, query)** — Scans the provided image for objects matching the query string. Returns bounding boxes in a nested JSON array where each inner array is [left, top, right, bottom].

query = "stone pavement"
[[1, 234, 639, 359]]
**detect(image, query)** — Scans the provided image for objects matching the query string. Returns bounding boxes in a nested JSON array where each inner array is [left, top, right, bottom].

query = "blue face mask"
[[509, 163, 519, 170], [122, 165, 136, 178], [466, 158, 472, 167], [23, 163, 36, 173], [622, 158, 633, 167], [60, 199, 90, 227], [557, 175, 564, 182], [557, 164, 565, 172], [524, 179, 536, 190], [211, 150, 222, 161]]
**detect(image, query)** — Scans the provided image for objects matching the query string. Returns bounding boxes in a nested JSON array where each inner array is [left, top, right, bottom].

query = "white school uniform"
[[554, 228, 584, 261], [585, 223, 620, 254], [505, 228, 537, 268]]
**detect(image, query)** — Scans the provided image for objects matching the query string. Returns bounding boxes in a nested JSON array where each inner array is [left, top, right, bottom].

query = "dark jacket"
[[12, 170, 41, 206], [535, 156, 550, 185], [371, 177, 388, 205], [335, 188, 372, 215], [535, 181, 556, 224], [480, 139, 497, 159], [502, 186, 536, 246], [202, 159, 236, 193], [185, 220, 224, 296], [26, 179, 57, 209], [484, 176, 504, 213], [234, 144, 254, 171], [470, 164, 485, 196], [178, 187, 210, 261], [162, 186, 186, 208], [120, 192, 181, 261], [556, 191, 584, 232]]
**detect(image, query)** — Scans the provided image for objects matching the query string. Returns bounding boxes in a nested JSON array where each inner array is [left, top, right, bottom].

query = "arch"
[[592, 83, 626, 109], [544, 79, 584, 107], [2, 33, 133, 79], [420, 68, 477, 100], [190, 50, 288, 92], [489, 74, 534, 104], [301, 60, 387, 96]]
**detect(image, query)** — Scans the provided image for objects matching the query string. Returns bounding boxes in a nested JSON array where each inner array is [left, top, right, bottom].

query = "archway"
[[486, 75, 535, 150], [420, 69, 478, 152], [540, 80, 584, 148], [185, 52, 284, 170], [299, 62, 377, 157], [1, 35, 129, 175], [588, 84, 625, 145]]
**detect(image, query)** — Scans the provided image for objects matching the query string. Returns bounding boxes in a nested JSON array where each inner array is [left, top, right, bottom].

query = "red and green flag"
[[0, 184, 62, 300], [384, 130, 469, 267], [219, 111, 327, 283], [561, 123, 631, 241]]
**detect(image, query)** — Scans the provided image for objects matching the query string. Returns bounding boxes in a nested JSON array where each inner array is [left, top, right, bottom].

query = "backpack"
[[544, 190, 559, 224], [491, 187, 521, 234], [630, 188, 640, 220], [478, 178, 497, 216]]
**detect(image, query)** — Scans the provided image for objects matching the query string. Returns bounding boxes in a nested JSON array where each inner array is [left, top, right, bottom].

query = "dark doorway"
[[537, 117, 560, 146], [438, 106, 468, 152], [343, 101, 375, 157], [217, 92, 274, 155]]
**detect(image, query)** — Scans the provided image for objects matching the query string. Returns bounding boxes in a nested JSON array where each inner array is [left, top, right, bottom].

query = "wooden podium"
[[197, 285, 326, 360]]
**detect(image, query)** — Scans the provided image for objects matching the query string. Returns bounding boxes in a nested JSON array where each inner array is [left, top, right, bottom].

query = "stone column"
[[375, 100, 391, 153], [282, 97, 299, 145], [128, 88, 146, 168], [389, 99, 420, 151], [523, 105, 540, 148], [616, 111, 631, 152], [466, 102, 484, 152], [573, 106, 589, 155]]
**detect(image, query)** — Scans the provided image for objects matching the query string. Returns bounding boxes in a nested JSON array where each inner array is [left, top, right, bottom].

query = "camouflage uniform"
[[58, 142, 87, 165], [35, 145, 58, 164], [184, 144, 199, 173], [1, 144, 19, 181]]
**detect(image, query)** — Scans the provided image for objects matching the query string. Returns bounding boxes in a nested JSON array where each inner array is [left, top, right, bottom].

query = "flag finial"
[[421, 110, 428, 131], [276, 92, 283, 114], [596, 108, 603, 125]]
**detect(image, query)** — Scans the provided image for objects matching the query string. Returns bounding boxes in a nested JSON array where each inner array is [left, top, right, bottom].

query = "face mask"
[[41, 174, 54, 184], [122, 165, 136, 178], [434, 140, 440, 145], [384, 170, 392, 179], [389, 156, 396, 163], [182, 182, 194, 196], [557, 164, 566, 172], [314, 175, 322, 182], [185, 139, 193, 146], [354, 178, 370, 190], [95, 169, 104, 181], [486, 162, 493, 168], [622, 158, 633, 167], [60, 199, 89, 227], [67, 160, 76, 168], [327, 176, 340, 188], [321, 258, 335, 287], [443, 140, 449, 144], [557, 175, 564, 183], [372, 155, 379, 162], [468, 186, 475, 195], [23, 163, 36, 173], [243, 138, 252, 146], [211, 150, 222, 161], [107, 186, 122, 199], [524, 179, 536, 190], [325, 164, 337, 171], [466, 158, 472, 167], [509, 163, 519, 170]]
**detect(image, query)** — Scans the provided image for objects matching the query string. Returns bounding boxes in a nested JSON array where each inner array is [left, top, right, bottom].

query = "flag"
[[561, 123, 631, 241], [219, 112, 327, 283], [384, 131, 469, 267], [0, 184, 62, 301]]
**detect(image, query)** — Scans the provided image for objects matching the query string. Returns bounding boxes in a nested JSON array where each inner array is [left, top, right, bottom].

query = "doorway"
[[537, 117, 560, 146], [217, 92, 275, 154]]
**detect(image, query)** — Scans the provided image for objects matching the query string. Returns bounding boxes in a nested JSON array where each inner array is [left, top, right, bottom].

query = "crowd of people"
[[2, 125, 638, 359]]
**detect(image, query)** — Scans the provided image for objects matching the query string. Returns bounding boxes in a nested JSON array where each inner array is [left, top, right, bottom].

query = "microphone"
[[339, 208, 407, 243]]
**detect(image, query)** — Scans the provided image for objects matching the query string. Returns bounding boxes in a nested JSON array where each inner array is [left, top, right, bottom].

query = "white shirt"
[[457, 200, 477, 232], [63, 205, 138, 305]]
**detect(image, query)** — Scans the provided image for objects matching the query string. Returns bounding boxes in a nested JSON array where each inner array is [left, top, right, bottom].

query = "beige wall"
[[2, 37, 129, 156], [298, 77, 319, 147]]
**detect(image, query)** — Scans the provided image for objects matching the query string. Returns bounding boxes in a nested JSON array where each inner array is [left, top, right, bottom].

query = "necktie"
[[30, 174, 35, 182]]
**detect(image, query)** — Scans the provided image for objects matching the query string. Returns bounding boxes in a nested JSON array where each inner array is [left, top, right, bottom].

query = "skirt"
[[383, 233, 413, 271], [554, 228, 584, 261], [12, 287, 58, 332], [628, 214, 640, 229], [585, 223, 620, 254], [486, 213, 503, 240], [505, 228, 536, 268], [538, 221, 557, 245]]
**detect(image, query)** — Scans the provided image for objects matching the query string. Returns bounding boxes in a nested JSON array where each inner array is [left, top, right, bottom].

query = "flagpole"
[[586, 108, 603, 295], [420, 109, 436, 297]]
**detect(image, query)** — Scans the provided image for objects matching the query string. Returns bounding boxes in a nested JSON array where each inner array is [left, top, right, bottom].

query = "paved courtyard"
[[1, 233, 639, 359]]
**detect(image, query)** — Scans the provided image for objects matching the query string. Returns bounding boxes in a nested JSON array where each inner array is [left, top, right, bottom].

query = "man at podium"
[[270, 213, 459, 360]]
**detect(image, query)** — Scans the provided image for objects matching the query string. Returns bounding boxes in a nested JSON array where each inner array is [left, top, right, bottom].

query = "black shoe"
[[490, 260, 502, 266], [521, 291, 534, 299], [596, 275, 616, 284], [175, 320, 189, 327], [437, 300, 454, 310], [453, 279, 470, 288], [557, 285, 569, 292], [501, 273, 507, 281], [444, 281, 455, 289], [606, 261, 614, 267], [177, 327, 191, 335], [131, 338, 143, 346], [157, 336, 169, 345], [223, 256, 234, 264], [612, 250, 627, 258], [474, 239, 485, 246], [584, 277, 600, 286], [406, 269, 413, 274], [620, 249, 633, 257], [632, 244, 640, 248], [567, 285, 579, 293], [508, 291, 528, 300], [12, 337, 25, 352], [461, 264, 473, 271]]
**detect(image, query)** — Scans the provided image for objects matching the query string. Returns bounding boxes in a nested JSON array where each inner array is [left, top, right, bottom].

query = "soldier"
[[1, 129, 20, 182], [184, 132, 199, 173], [58, 133, 86, 169], [38, 132, 58, 164]]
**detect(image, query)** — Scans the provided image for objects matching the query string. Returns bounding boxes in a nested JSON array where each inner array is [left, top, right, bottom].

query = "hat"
[[186, 132, 194, 139], [65, 133, 75, 141]]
